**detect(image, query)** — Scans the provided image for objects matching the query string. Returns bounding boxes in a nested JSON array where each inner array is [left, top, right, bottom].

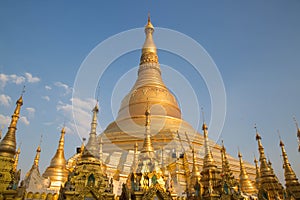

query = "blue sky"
[[0, 1, 300, 183]]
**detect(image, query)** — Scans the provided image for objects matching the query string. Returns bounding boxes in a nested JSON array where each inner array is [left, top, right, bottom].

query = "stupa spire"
[[200, 117, 222, 197], [293, 117, 300, 152], [220, 141, 237, 191], [279, 138, 300, 198], [238, 150, 257, 195], [112, 14, 181, 126], [0, 95, 23, 158], [191, 147, 200, 179], [13, 146, 21, 172], [254, 155, 260, 189], [140, 13, 158, 65], [255, 126, 284, 199], [86, 102, 100, 157], [202, 122, 214, 166], [141, 105, 154, 154], [255, 127, 269, 171], [33, 145, 41, 167], [43, 127, 68, 191]]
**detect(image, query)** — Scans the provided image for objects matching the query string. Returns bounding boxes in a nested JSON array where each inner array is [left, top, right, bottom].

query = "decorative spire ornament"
[[43, 127, 68, 192], [238, 150, 257, 195], [279, 138, 300, 198], [86, 102, 100, 157], [141, 104, 154, 155], [255, 126, 284, 199], [293, 117, 300, 152], [0, 95, 23, 158]]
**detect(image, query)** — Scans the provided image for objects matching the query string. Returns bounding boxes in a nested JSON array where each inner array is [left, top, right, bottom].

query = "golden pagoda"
[[99, 15, 256, 196], [219, 142, 240, 199], [0, 95, 23, 192], [42, 127, 69, 193], [85, 103, 100, 158], [120, 108, 174, 200], [12, 147, 20, 174], [21, 144, 53, 199], [200, 122, 222, 199], [62, 144, 114, 199], [253, 156, 260, 190], [238, 151, 257, 196], [279, 138, 300, 199], [188, 147, 201, 198], [255, 130, 284, 199]]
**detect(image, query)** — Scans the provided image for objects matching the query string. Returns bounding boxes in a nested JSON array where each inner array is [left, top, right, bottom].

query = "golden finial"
[[42, 127, 68, 189], [0, 94, 24, 158], [293, 116, 300, 152], [141, 107, 154, 153], [21, 85, 25, 96], [279, 137, 300, 195], [33, 134, 42, 167], [255, 124, 261, 141], [13, 144, 21, 172], [238, 150, 257, 194], [90, 101, 99, 135], [201, 107, 208, 131], [140, 13, 157, 65]]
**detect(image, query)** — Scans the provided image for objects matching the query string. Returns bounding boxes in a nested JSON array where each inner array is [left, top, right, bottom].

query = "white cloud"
[[56, 98, 97, 137], [0, 114, 10, 126], [54, 81, 72, 95], [0, 74, 9, 88], [20, 116, 30, 125], [0, 73, 39, 89], [26, 107, 35, 118], [0, 73, 25, 89], [9, 74, 25, 85], [0, 94, 12, 107], [42, 96, 50, 101], [45, 85, 52, 90], [25, 72, 40, 83]]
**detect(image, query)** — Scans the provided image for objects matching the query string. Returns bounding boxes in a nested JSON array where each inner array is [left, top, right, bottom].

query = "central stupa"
[[99, 16, 256, 193], [103, 16, 197, 151]]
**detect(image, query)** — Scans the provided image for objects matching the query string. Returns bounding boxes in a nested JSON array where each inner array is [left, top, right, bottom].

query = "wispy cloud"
[[0, 73, 25, 89], [0, 114, 10, 126], [45, 85, 52, 90], [26, 107, 35, 118], [0, 72, 40, 90], [42, 96, 50, 101], [20, 116, 30, 126], [25, 72, 40, 83], [56, 98, 97, 137], [54, 81, 72, 95], [0, 94, 12, 107]]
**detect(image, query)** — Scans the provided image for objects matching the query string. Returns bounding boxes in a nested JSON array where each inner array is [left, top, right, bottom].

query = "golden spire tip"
[[148, 12, 151, 23]]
